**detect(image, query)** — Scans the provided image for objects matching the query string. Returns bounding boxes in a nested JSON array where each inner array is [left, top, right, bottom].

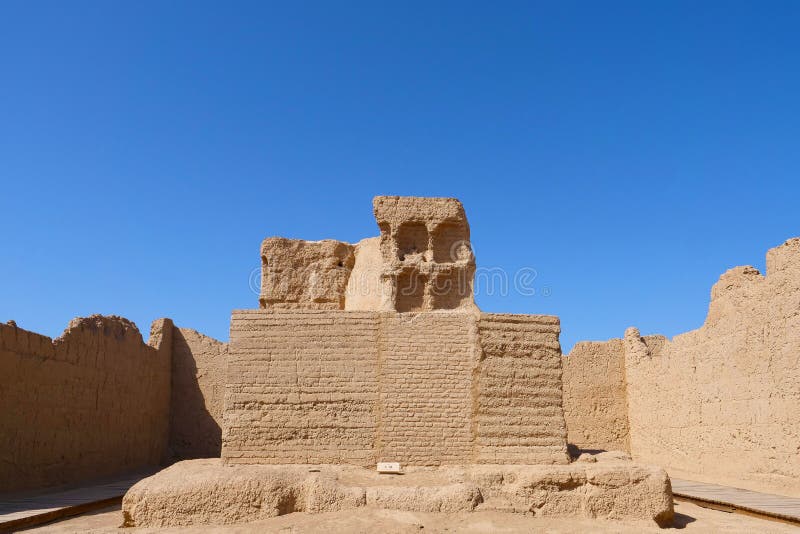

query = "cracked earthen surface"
[[122, 458, 673, 527], [259, 237, 356, 309]]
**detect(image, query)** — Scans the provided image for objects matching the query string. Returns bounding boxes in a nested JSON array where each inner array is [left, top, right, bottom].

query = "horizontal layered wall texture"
[[376, 313, 478, 464], [475, 314, 570, 464], [224, 310, 380, 465], [223, 310, 569, 466], [0, 316, 172, 492]]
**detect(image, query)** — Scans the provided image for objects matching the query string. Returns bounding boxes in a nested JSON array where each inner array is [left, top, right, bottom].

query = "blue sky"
[[1, 1, 798, 352]]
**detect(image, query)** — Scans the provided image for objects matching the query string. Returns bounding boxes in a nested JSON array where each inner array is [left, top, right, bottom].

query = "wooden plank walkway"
[[672, 478, 800, 524], [0, 470, 154, 532]]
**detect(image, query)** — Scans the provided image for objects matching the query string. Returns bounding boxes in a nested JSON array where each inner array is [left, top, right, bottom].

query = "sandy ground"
[[22, 500, 799, 534]]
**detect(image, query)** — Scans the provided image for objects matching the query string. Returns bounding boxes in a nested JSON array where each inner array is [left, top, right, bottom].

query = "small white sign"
[[377, 461, 402, 474]]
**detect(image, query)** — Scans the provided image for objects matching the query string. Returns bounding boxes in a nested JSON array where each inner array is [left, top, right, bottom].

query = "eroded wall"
[[259, 237, 355, 310], [476, 314, 570, 464], [224, 310, 380, 465], [0, 316, 172, 492], [625, 241, 800, 496], [562, 339, 629, 453], [563, 238, 800, 497], [169, 327, 227, 460], [222, 309, 569, 467], [373, 196, 476, 312]]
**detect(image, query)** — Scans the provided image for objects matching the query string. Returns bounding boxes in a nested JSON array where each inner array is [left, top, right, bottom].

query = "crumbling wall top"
[[372, 196, 467, 227]]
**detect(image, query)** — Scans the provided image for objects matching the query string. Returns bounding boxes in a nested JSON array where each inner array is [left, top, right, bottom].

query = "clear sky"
[[1, 1, 798, 352]]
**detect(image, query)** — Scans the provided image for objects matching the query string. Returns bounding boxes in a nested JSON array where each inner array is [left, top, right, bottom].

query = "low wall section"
[[562, 339, 629, 453], [0, 316, 172, 492], [562, 238, 800, 496]]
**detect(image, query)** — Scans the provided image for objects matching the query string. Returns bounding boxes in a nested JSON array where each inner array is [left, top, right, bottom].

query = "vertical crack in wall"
[[469, 309, 484, 464], [374, 312, 387, 461]]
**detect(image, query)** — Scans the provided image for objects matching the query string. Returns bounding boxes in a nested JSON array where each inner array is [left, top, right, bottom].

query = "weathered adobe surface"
[[259, 237, 356, 310], [233, 197, 569, 466], [122, 456, 673, 527], [258, 196, 476, 313], [0, 315, 172, 492], [221, 310, 569, 466], [373, 196, 477, 312], [475, 314, 569, 464], [563, 238, 800, 497], [0, 314, 230, 492], [168, 327, 227, 460], [344, 237, 383, 311], [562, 339, 630, 452]]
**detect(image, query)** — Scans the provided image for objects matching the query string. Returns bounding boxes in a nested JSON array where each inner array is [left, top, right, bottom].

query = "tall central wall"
[[376, 313, 478, 464], [223, 310, 569, 466]]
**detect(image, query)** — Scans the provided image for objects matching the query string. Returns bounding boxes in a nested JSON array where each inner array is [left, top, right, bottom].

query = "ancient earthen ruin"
[[3, 196, 798, 531], [563, 237, 800, 497], [120, 196, 672, 527]]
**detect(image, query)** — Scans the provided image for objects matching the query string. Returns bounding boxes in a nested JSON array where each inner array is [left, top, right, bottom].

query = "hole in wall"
[[431, 221, 469, 263], [396, 222, 429, 261]]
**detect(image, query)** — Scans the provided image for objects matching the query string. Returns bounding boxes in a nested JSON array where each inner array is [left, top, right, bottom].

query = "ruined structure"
[[0, 316, 227, 492], [371, 196, 476, 312], [0, 316, 172, 492], [121, 196, 673, 527], [563, 238, 800, 497], [259, 197, 476, 313], [9, 195, 800, 529], [229, 197, 564, 466]]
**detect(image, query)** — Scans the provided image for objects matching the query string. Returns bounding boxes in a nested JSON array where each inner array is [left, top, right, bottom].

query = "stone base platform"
[[122, 456, 674, 528]]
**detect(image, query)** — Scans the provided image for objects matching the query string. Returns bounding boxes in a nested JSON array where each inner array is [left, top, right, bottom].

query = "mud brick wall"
[[0, 316, 172, 492], [223, 309, 572, 467], [624, 243, 800, 496], [562, 339, 630, 452], [168, 327, 227, 460], [376, 313, 478, 465], [475, 314, 570, 464], [563, 238, 800, 497], [224, 310, 380, 465]]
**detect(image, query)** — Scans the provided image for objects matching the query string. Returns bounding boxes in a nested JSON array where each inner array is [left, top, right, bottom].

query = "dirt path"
[[22, 500, 800, 534]]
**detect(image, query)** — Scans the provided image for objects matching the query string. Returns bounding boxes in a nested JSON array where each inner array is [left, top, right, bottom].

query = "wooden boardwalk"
[[672, 478, 800, 524], [0, 470, 154, 532]]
